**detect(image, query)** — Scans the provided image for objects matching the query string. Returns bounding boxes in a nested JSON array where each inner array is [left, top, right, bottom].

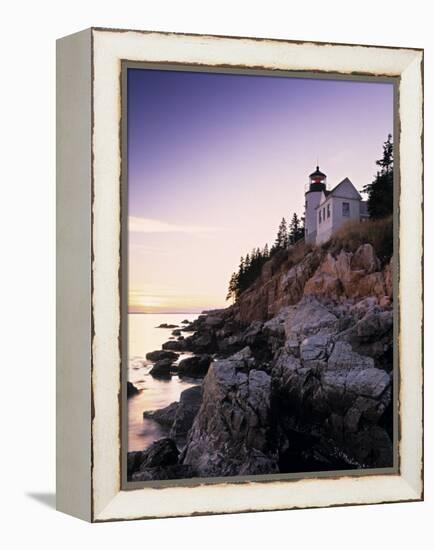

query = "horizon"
[[128, 68, 393, 314]]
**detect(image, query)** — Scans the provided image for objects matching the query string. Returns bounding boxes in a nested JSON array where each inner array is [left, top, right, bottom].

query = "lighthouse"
[[304, 166, 327, 243]]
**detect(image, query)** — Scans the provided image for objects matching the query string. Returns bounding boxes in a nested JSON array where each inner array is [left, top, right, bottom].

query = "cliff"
[[232, 239, 392, 322], [129, 237, 395, 481]]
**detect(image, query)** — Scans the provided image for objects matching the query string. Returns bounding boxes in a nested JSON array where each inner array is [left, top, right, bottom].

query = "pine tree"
[[289, 213, 300, 244], [363, 135, 394, 219], [376, 134, 393, 174], [245, 253, 251, 270], [274, 217, 288, 250], [239, 256, 245, 275], [226, 272, 238, 302], [282, 219, 289, 248]]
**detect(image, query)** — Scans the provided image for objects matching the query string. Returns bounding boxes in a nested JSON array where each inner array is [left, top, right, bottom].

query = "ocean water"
[[128, 312, 201, 452]]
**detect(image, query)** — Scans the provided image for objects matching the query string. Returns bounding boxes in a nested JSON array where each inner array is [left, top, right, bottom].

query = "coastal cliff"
[[233, 239, 392, 322], [128, 237, 394, 481]]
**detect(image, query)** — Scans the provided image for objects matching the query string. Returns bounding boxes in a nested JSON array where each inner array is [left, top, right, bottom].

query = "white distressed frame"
[[57, 28, 423, 522]]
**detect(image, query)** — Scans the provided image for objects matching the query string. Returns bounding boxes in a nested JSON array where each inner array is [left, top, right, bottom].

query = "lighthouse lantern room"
[[308, 166, 327, 192]]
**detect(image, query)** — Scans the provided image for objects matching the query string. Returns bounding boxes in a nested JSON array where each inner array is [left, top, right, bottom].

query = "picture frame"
[[56, 27, 423, 522]]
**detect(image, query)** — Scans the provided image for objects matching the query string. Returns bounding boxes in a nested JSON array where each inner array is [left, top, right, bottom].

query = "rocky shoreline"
[[128, 243, 394, 481]]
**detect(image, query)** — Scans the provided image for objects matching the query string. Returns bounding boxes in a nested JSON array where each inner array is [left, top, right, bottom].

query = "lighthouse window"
[[327, 204, 330, 218], [342, 202, 350, 217], [319, 211, 322, 223]]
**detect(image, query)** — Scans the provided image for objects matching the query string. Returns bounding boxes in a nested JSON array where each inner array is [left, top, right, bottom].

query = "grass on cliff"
[[326, 216, 393, 265]]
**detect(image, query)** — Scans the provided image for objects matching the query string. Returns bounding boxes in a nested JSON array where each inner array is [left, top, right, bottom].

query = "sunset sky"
[[127, 68, 394, 313]]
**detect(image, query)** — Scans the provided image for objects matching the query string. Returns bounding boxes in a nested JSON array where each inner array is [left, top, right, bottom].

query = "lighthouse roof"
[[309, 166, 326, 178], [315, 177, 362, 208]]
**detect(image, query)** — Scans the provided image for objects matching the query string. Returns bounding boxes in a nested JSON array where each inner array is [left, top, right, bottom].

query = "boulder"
[[143, 401, 179, 426], [351, 244, 381, 273], [149, 358, 174, 379], [162, 339, 187, 351], [171, 329, 182, 336], [127, 381, 140, 397], [345, 368, 390, 399], [338, 309, 393, 364], [217, 333, 244, 355], [156, 323, 179, 329], [127, 438, 180, 480], [181, 351, 277, 476], [205, 315, 224, 328], [327, 341, 375, 371], [284, 299, 339, 341], [136, 438, 179, 468], [263, 309, 288, 339], [146, 350, 178, 362], [184, 331, 216, 354], [300, 333, 333, 365], [229, 346, 253, 362], [178, 355, 212, 378], [170, 386, 202, 440], [241, 321, 264, 345]]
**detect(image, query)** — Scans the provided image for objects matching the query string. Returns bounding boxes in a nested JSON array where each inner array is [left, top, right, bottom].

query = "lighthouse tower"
[[304, 166, 327, 244]]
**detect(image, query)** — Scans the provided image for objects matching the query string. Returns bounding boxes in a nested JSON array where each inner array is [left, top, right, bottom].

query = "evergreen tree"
[[288, 213, 300, 244], [239, 256, 245, 275], [363, 135, 394, 219], [244, 253, 251, 270], [376, 134, 393, 174], [288, 213, 305, 244], [274, 217, 288, 250], [226, 272, 238, 302]]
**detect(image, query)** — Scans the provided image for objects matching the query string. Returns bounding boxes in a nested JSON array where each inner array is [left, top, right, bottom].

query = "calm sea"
[[128, 312, 200, 452]]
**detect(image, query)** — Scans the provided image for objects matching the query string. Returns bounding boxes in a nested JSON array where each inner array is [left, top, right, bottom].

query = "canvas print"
[[125, 67, 395, 483]]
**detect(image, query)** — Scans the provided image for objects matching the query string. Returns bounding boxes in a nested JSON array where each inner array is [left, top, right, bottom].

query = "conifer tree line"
[[363, 134, 393, 219], [226, 212, 304, 302]]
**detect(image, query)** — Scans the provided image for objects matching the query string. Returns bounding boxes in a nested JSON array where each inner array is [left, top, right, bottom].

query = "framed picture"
[[56, 28, 423, 522]]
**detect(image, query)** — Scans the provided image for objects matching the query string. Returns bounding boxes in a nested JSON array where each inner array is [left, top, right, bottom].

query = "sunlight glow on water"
[[128, 313, 200, 452]]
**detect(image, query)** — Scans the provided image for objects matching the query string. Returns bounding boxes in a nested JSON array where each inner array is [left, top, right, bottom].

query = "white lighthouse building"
[[304, 166, 369, 245]]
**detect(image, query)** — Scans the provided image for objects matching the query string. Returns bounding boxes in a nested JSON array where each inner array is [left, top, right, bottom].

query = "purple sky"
[[127, 68, 393, 313]]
